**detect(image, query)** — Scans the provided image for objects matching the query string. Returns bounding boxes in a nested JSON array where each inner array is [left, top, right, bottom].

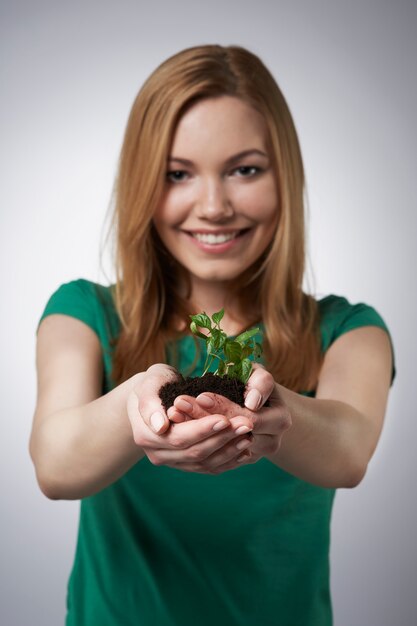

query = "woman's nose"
[[194, 178, 235, 221]]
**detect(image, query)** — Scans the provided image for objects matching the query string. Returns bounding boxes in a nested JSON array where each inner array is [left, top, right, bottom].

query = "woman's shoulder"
[[51, 277, 114, 298], [316, 292, 388, 324], [38, 277, 119, 337], [41, 277, 116, 312], [315, 292, 393, 356]]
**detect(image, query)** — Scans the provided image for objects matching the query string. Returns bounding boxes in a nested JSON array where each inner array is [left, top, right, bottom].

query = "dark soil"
[[159, 372, 247, 412]]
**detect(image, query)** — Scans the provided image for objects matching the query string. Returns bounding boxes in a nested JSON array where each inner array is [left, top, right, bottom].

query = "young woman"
[[30, 44, 395, 626]]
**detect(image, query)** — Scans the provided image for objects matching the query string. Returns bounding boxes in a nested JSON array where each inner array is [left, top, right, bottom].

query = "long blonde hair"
[[110, 44, 323, 392]]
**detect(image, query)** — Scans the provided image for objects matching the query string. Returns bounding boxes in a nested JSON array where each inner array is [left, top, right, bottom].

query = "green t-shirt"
[[38, 279, 396, 626]]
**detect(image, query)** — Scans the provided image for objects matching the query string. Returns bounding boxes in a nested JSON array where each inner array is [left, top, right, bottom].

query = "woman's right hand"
[[127, 364, 255, 474]]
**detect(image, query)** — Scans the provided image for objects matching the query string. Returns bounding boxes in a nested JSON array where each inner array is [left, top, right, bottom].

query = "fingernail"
[[237, 451, 251, 462], [150, 412, 165, 433], [175, 398, 193, 412], [245, 389, 262, 411], [196, 394, 215, 408], [235, 425, 251, 435], [213, 420, 228, 431]]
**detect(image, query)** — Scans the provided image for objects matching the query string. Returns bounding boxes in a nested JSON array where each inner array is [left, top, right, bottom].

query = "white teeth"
[[192, 231, 239, 244]]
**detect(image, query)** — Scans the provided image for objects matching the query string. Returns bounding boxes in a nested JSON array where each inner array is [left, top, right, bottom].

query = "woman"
[[30, 44, 395, 626]]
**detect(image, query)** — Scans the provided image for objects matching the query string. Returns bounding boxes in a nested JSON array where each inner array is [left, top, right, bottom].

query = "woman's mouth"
[[183, 229, 251, 253]]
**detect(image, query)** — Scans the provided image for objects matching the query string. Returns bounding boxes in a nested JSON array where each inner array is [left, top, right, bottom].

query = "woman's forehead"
[[170, 96, 270, 154]]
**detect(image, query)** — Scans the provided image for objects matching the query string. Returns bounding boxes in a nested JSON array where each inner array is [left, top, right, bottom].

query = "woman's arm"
[[167, 326, 393, 487], [29, 314, 148, 499], [30, 315, 254, 499], [268, 325, 393, 488]]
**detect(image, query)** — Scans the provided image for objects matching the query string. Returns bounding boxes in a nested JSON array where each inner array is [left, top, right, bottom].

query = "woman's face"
[[153, 95, 279, 291]]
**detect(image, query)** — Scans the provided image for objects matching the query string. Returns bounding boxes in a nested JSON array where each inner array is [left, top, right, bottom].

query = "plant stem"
[[202, 354, 223, 376]]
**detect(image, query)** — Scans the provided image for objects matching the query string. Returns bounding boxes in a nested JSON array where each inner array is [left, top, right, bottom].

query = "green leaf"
[[224, 340, 242, 364], [217, 360, 226, 376], [235, 328, 260, 345], [210, 327, 226, 351], [189, 308, 260, 382], [242, 345, 253, 359], [226, 362, 241, 380], [189, 312, 212, 330], [241, 358, 253, 384], [212, 308, 225, 326], [190, 321, 208, 340], [254, 342, 263, 359]]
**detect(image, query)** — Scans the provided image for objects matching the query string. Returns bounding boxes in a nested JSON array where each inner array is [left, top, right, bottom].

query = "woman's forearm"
[[30, 376, 145, 500], [265, 385, 377, 489]]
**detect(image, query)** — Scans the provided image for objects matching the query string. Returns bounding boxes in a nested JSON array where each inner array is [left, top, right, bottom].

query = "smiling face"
[[152, 95, 279, 304]]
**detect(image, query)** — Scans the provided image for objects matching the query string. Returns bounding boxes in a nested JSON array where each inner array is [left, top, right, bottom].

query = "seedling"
[[158, 309, 265, 411], [189, 309, 263, 384]]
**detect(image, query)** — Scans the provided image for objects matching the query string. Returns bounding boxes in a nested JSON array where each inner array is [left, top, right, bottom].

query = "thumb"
[[127, 389, 170, 436], [133, 364, 180, 434]]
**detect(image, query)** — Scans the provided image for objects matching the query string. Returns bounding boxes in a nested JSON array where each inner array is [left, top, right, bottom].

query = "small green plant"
[[189, 309, 263, 384]]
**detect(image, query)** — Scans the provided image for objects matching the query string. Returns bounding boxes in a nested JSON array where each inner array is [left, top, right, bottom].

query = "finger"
[[246, 432, 281, 457], [134, 404, 255, 458], [214, 449, 255, 472], [127, 390, 164, 447], [150, 413, 254, 463], [178, 450, 254, 474], [167, 450, 255, 474], [179, 432, 283, 475], [173, 395, 211, 420], [136, 364, 180, 434], [209, 433, 280, 474], [201, 433, 254, 469], [188, 389, 289, 438], [167, 406, 191, 423], [192, 392, 248, 420], [151, 429, 254, 468], [173, 396, 255, 434], [243, 403, 291, 436], [244, 363, 275, 411], [164, 411, 254, 449], [146, 415, 233, 465], [174, 436, 257, 474]]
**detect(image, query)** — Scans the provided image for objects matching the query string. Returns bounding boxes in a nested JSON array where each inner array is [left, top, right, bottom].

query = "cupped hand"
[[126, 364, 255, 474], [168, 365, 292, 465], [166, 363, 277, 423]]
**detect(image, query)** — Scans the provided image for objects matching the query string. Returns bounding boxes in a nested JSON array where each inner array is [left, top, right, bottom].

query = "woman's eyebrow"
[[167, 149, 269, 166]]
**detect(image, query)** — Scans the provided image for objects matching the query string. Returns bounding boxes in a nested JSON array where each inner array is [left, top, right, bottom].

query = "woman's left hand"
[[167, 364, 292, 470]]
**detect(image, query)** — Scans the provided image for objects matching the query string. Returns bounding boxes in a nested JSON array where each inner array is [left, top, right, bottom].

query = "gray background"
[[1, 0, 416, 624]]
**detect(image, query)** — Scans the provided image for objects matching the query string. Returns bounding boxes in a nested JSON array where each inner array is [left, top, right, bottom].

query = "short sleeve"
[[37, 279, 100, 337], [319, 295, 396, 386]]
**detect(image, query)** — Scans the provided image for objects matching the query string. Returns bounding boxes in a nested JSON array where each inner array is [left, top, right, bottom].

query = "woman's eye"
[[234, 165, 261, 177], [166, 170, 188, 183]]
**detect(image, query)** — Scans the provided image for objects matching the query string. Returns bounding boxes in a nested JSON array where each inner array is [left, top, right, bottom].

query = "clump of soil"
[[159, 372, 246, 412]]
